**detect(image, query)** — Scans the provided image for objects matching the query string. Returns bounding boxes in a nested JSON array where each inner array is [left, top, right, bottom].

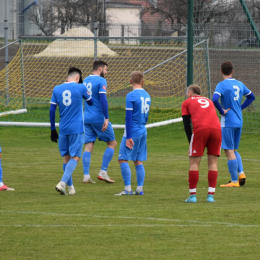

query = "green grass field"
[[0, 124, 260, 259]]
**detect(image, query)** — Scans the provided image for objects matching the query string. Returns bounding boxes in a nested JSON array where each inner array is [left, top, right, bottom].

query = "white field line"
[[0, 210, 259, 228], [0, 224, 212, 228]]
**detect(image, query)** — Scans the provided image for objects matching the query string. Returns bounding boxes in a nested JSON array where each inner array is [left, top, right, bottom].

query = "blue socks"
[[227, 159, 238, 182], [83, 151, 91, 175], [136, 164, 145, 186], [0, 159, 2, 183], [120, 163, 131, 186], [61, 159, 78, 184], [63, 163, 73, 186], [234, 151, 244, 174], [101, 148, 114, 171]]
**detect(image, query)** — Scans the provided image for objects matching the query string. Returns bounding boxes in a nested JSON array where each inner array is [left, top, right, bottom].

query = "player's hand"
[[126, 138, 134, 149], [51, 130, 58, 143], [102, 119, 109, 132], [223, 108, 230, 115]]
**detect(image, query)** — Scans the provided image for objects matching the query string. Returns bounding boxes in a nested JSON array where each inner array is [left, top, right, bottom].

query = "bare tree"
[[28, 4, 60, 36], [28, 0, 92, 36], [143, 0, 235, 26]]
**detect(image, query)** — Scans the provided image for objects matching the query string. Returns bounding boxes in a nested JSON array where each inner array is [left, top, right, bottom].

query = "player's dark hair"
[[131, 71, 144, 84], [221, 61, 233, 76], [93, 61, 108, 71], [68, 67, 83, 83], [188, 85, 201, 95]]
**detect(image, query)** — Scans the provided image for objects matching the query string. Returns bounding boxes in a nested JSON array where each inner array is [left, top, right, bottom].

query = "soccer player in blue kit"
[[212, 61, 255, 187], [82, 61, 117, 184], [49, 67, 93, 195], [115, 71, 151, 195]]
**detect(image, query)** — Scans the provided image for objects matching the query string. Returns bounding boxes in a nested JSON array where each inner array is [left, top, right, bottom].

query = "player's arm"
[[49, 103, 58, 143], [125, 94, 134, 149], [85, 96, 93, 106], [99, 93, 109, 132], [81, 84, 93, 106], [241, 91, 255, 110], [99, 80, 109, 132], [212, 93, 229, 115], [181, 101, 192, 143], [182, 115, 192, 144], [125, 109, 134, 149]]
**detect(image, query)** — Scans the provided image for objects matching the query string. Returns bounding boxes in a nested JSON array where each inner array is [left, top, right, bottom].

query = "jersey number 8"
[[62, 90, 72, 106], [141, 97, 150, 113], [84, 82, 92, 96]]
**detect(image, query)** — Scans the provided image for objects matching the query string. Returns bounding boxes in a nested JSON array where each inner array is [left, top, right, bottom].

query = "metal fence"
[[0, 23, 186, 40]]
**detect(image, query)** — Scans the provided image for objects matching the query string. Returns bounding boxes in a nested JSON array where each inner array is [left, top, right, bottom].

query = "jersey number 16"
[[141, 97, 150, 113]]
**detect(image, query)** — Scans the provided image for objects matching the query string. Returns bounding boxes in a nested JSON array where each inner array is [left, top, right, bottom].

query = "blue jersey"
[[50, 82, 91, 135], [214, 78, 251, 128], [83, 75, 107, 124], [125, 88, 151, 137]]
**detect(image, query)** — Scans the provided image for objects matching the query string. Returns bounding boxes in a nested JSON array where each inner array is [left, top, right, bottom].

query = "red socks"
[[208, 171, 218, 195], [189, 171, 199, 195]]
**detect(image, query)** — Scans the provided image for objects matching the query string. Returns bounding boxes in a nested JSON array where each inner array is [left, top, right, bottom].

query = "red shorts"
[[189, 128, 222, 157]]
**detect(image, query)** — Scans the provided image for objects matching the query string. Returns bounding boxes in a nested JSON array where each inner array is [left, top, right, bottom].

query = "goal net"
[[0, 28, 210, 128]]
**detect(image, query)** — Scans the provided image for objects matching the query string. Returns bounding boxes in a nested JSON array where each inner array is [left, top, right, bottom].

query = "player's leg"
[[0, 147, 15, 191], [206, 129, 221, 202], [0, 149, 14, 191], [234, 128, 246, 186], [133, 132, 147, 195], [235, 150, 246, 185], [220, 127, 239, 187], [56, 134, 83, 195], [56, 134, 69, 195], [115, 136, 134, 195], [185, 130, 207, 203], [133, 160, 145, 195], [82, 124, 96, 184], [115, 159, 133, 195], [61, 133, 84, 195], [82, 142, 96, 183], [207, 155, 218, 203], [186, 156, 202, 203], [94, 122, 116, 183], [0, 151, 2, 187], [63, 155, 76, 195]]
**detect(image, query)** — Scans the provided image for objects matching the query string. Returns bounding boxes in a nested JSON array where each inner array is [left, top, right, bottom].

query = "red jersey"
[[181, 95, 221, 133]]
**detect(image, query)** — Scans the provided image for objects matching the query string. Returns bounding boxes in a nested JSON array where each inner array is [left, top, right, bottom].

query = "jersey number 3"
[[141, 97, 150, 113], [62, 90, 72, 106], [233, 85, 240, 101]]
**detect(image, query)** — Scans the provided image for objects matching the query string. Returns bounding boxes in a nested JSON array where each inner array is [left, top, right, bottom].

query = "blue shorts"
[[58, 133, 84, 158], [0, 146, 1, 153], [84, 122, 115, 143], [221, 127, 242, 150], [118, 131, 147, 161]]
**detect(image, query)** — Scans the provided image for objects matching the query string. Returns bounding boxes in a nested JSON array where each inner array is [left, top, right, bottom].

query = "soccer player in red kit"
[[181, 85, 225, 203]]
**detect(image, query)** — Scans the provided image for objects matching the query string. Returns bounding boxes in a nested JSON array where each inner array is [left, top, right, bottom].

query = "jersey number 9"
[[198, 98, 209, 108], [141, 97, 150, 114]]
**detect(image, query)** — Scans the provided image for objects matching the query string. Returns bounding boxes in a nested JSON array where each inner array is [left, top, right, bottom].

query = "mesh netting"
[[0, 31, 209, 125], [194, 0, 260, 133]]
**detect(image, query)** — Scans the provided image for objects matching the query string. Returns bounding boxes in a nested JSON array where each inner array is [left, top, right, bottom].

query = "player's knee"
[[108, 140, 117, 149], [118, 159, 127, 164]]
